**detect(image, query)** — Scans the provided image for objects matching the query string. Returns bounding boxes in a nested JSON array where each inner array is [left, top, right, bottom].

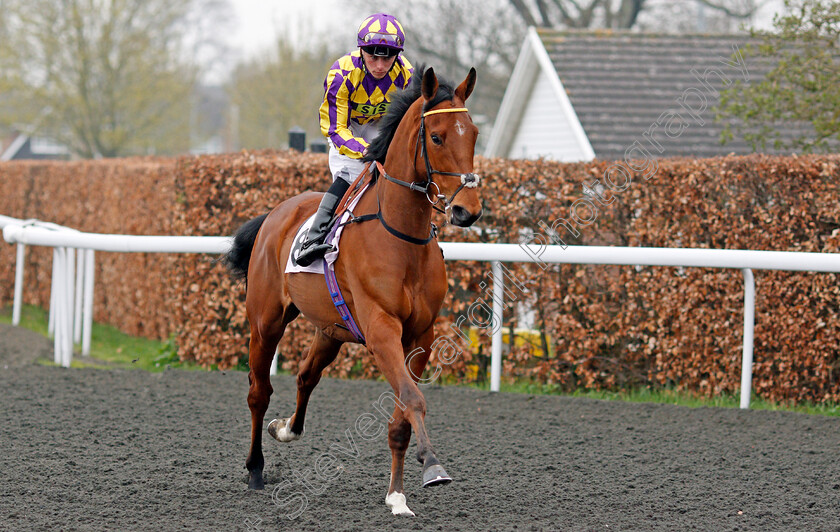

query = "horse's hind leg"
[[267, 329, 343, 443], [245, 304, 299, 490]]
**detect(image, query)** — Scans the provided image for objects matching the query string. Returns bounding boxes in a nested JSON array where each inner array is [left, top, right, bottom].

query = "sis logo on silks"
[[353, 101, 390, 117]]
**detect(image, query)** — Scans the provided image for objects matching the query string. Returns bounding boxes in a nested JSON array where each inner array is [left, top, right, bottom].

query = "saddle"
[[286, 163, 376, 275]]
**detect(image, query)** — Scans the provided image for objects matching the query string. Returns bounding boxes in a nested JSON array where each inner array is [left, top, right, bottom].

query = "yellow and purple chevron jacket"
[[319, 51, 413, 158]]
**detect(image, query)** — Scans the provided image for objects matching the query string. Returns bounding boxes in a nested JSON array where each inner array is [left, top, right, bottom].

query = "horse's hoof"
[[422, 464, 452, 487], [248, 472, 264, 490], [385, 492, 415, 517], [267, 418, 302, 443]]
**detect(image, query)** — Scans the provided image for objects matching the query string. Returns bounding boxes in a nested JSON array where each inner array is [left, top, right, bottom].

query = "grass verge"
[[0, 305, 203, 372], [461, 379, 840, 417], [3, 305, 837, 416]]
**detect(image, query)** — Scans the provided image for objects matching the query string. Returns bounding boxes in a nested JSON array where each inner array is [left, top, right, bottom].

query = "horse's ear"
[[455, 67, 477, 102], [422, 67, 439, 101]]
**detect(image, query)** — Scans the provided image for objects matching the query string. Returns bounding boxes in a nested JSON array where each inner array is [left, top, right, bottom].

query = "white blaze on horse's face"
[[454, 120, 466, 136]]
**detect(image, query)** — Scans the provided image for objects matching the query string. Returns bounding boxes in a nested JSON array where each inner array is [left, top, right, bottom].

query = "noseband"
[[380, 106, 481, 213]]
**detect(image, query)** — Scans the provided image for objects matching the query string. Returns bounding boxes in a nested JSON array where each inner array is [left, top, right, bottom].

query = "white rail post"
[[490, 261, 504, 392], [49, 248, 59, 337], [63, 247, 75, 367], [74, 248, 85, 344], [740, 268, 755, 409], [81, 249, 95, 356], [52, 247, 64, 364], [12, 243, 25, 326]]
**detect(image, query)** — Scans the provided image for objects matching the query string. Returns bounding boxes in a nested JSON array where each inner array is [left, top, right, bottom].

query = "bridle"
[[344, 104, 481, 246], [380, 106, 481, 213], [362, 106, 480, 245]]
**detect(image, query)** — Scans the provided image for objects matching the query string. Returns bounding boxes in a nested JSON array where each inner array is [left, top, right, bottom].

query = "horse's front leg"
[[366, 318, 450, 516], [384, 325, 445, 517], [404, 326, 451, 487], [385, 410, 414, 516]]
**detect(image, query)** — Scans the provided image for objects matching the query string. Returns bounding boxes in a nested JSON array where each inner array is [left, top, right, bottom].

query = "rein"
[[343, 164, 437, 246]]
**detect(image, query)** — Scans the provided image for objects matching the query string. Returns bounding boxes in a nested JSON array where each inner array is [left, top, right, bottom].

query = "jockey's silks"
[[319, 50, 413, 158]]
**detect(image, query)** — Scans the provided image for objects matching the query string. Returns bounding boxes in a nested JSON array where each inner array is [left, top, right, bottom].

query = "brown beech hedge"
[[1, 152, 838, 404], [0, 158, 180, 339]]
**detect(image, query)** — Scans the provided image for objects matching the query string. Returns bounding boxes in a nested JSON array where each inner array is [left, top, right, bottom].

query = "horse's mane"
[[362, 65, 457, 165]]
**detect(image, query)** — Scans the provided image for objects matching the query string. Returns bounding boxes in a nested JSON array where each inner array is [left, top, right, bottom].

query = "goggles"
[[360, 31, 403, 49], [362, 45, 400, 57]]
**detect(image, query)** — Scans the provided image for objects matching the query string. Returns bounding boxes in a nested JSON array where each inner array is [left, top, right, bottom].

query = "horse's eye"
[[430, 134, 442, 145]]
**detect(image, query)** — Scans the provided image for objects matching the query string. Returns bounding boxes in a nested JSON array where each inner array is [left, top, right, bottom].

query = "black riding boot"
[[296, 178, 351, 266]]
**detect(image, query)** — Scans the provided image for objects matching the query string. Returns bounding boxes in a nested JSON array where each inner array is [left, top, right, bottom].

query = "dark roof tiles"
[[538, 29, 801, 160]]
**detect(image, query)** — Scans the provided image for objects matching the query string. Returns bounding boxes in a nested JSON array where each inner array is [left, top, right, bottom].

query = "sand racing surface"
[[1, 323, 839, 531]]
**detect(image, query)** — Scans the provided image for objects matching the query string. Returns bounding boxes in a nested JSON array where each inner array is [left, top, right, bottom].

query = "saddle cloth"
[[285, 183, 371, 274]]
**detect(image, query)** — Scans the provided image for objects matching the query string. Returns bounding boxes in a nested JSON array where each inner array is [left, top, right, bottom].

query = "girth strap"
[[323, 260, 366, 344], [322, 216, 366, 344]]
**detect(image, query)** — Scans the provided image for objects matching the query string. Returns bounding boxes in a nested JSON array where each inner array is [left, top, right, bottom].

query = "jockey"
[[296, 12, 414, 266]]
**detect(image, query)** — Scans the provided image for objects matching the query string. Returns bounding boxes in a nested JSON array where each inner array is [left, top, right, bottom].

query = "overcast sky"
[[231, 0, 348, 58], [230, 0, 784, 61]]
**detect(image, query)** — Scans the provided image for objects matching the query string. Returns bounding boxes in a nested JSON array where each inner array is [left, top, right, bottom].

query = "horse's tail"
[[224, 214, 268, 283]]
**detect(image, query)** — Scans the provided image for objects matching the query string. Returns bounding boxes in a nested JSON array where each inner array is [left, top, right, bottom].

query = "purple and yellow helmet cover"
[[357, 13, 406, 51]]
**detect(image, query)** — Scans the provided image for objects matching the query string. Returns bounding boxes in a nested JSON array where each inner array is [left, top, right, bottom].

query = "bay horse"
[[224, 66, 481, 517]]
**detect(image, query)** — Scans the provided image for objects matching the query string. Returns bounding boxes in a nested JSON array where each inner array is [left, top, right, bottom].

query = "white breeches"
[[328, 121, 380, 183]]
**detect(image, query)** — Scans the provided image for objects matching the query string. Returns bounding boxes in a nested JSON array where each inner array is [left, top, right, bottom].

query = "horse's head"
[[415, 67, 482, 227]]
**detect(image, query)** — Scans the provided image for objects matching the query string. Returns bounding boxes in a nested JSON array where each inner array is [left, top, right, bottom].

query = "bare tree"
[[508, 0, 766, 30], [228, 36, 341, 151], [0, 0, 232, 158], [360, 0, 526, 135], [637, 0, 772, 32]]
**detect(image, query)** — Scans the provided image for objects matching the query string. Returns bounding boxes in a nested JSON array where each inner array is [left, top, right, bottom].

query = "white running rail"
[[1, 216, 80, 325], [4, 222, 840, 409], [2, 221, 229, 369]]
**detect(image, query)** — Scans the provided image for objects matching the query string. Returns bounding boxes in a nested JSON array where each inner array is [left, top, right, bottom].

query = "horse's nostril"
[[451, 206, 480, 227], [451, 206, 468, 223]]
